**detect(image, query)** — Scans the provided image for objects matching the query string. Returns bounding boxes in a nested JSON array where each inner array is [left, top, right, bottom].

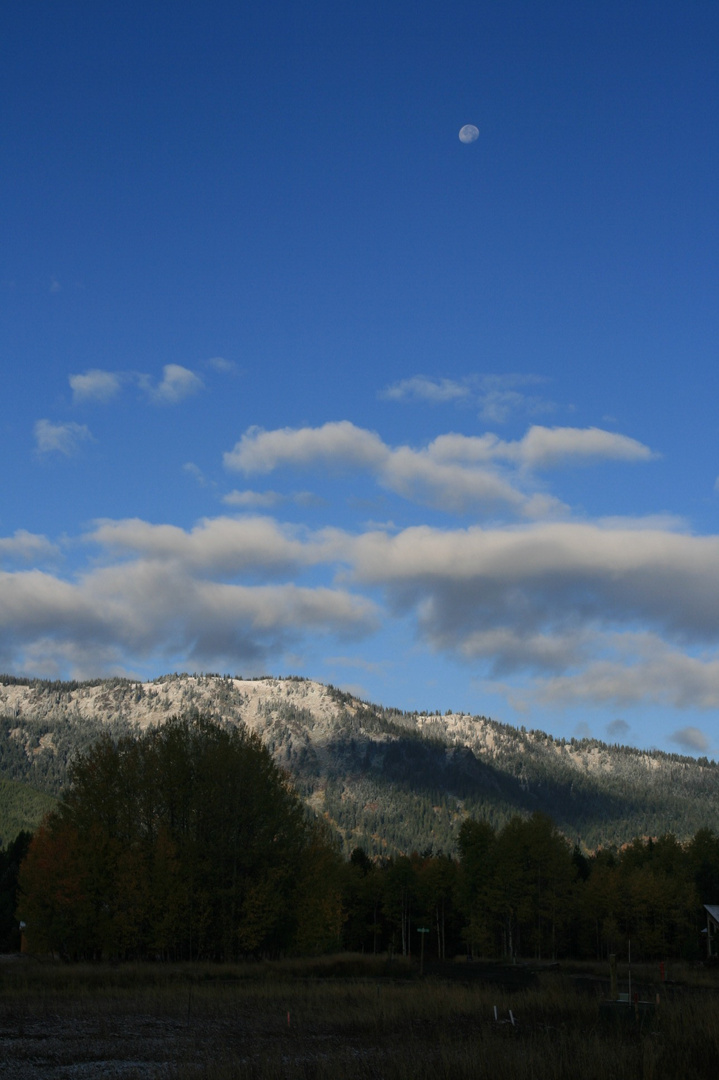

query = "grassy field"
[[0, 954, 718, 1079]]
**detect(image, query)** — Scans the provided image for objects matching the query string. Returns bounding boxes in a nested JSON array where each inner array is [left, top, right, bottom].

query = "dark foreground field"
[[1, 955, 718, 1079]]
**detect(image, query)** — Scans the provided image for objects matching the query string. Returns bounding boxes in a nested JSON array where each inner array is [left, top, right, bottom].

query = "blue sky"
[[2, 2, 719, 757]]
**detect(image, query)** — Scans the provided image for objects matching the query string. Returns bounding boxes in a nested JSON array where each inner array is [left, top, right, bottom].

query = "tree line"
[[342, 817, 719, 964], [6, 714, 719, 962]]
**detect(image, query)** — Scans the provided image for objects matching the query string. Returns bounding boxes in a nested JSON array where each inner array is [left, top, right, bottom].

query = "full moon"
[[458, 124, 479, 144]]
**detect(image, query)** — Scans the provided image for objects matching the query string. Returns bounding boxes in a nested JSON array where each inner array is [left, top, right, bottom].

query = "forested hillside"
[[1, 673, 717, 853], [0, 780, 55, 848]]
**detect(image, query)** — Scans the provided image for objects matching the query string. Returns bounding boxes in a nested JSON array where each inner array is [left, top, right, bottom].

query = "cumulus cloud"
[[224, 421, 653, 518], [34, 419, 93, 456], [68, 364, 205, 407], [0, 518, 377, 677], [0, 530, 58, 562], [141, 364, 203, 404], [670, 726, 711, 753], [87, 515, 341, 579], [223, 423, 533, 516], [380, 446, 560, 517], [343, 521, 719, 706], [533, 637, 719, 711], [14, 637, 130, 683], [0, 569, 104, 641], [67, 512, 719, 712], [513, 426, 656, 468], [224, 421, 388, 474], [69, 369, 122, 403], [0, 566, 376, 676], [382, 447, 519, 514], [428, 427, 655, 470], [7, 508, 719, 714]]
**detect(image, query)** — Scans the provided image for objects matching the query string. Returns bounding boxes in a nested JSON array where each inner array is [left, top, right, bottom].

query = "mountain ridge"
[[1, 673, 717, 852]]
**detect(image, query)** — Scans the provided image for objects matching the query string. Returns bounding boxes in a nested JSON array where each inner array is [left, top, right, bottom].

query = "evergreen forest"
[[5, 713, 719, 965]]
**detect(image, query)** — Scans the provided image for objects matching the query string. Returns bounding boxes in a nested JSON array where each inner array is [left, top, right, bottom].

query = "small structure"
[[704, 905, 719, 959]]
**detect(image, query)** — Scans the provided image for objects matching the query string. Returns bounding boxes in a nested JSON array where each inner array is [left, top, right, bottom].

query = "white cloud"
[[15, 637, 131, 683], [380, 376, 472, 404], [87, 515, 341, 578], [0, 566, 376, 675], [69, 510, 719, 712], [224, 421, 388, 474], [380, 445, 552, 516], [224, 421, 653, 518], [206, 356, 237, 373], [0, 569, 103, 639], [69, 369, 122, 403], [223, 423, 537, 516], [428, 427, 655, 470], [0, 530, 58, 562], [344, 522, 719, 702], [141, 364, 203, 404], [34, 419, 93, 456], [512, 426, 656, 469], [426, 432, 501, 464], [380, 373, 554, 422], [67, 364, 206, 407], [0, 519, 377, 677], [670, 726, 711, 753], [530, 636, 719, 711], [7, 509, 719, 714]]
